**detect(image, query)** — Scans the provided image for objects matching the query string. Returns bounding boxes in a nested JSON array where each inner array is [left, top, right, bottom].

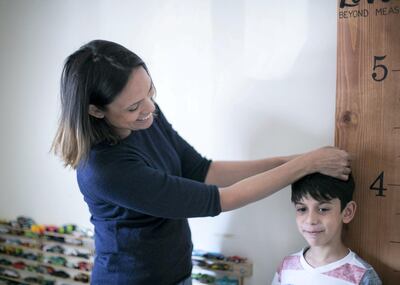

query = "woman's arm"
[[205, 155, 299, 187], [217, 147, 350, 211]]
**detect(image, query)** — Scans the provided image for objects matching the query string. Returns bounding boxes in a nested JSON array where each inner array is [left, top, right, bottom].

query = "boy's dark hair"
[[291, 173, 355, 211]]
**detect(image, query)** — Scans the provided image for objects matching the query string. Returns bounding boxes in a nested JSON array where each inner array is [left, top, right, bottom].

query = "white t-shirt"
[[271, 248, 381, 285]]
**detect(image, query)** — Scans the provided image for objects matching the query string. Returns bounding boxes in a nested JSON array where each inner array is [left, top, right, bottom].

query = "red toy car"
[[12, 261, 26, 270], [226, 255, 247, 263]]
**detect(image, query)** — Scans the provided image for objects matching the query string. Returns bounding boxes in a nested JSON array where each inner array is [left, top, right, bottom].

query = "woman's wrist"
[[281, 154, 300, 164], [295, 152, 317, 176]]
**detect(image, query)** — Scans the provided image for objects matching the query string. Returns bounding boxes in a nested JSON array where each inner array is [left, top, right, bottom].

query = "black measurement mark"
[[369, 171, 387, 196], [372, 56, 400, 80], [387, 184, 400, 187], [389, 241, 400, 244], [372, 55, 388, 81]]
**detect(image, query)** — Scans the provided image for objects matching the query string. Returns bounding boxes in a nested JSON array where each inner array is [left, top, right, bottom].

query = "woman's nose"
[[142, 97, 155, 114]]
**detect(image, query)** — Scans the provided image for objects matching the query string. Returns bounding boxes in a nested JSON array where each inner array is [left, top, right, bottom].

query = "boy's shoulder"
[[350, 251, 374, 270], [318, 250, 381, 285], [277, 249, 304, 274], [348, 251, 382, 284]]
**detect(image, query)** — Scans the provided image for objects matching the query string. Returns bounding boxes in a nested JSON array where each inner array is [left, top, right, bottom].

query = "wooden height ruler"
[[336, 1, 400, 284]]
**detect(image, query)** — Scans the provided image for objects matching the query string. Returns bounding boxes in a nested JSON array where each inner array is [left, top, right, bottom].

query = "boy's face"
[[295, 195, 354, 248]]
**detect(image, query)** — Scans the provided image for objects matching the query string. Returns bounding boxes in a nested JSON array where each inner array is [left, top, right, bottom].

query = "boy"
[[272, 173, 382, 285]]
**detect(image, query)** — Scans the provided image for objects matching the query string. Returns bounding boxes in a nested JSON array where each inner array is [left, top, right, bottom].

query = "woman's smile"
[[137, 113, 153, 122]]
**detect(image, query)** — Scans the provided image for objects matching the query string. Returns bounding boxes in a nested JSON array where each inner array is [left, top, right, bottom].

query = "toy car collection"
[[0, 216, 93, 284], [191, 249, 252, 284]]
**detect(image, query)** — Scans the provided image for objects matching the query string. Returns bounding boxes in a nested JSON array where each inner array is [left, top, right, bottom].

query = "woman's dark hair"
[[51, 40, 150, 168], [291, 173, 355, 211]]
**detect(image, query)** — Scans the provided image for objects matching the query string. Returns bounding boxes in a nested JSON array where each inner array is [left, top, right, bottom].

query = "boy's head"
[[292, 173, 355, 211], [291, 173, 356, 247]]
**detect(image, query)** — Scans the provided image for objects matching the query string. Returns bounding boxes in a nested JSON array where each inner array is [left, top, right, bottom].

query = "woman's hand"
[[305, 146, 351, 180], [218, 146, 351, 211]]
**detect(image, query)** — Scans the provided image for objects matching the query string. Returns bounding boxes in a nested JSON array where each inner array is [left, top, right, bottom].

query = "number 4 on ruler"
[[369, 171, 387, 197]]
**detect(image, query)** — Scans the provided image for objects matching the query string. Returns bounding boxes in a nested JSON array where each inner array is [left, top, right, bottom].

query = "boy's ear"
[[342, 201, 357, 224], [88, 104, 105, 119]]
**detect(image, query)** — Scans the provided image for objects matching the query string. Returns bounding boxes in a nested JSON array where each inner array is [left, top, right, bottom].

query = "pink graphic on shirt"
[[323, 263, 366, 284], [278, 256, 303, 282]]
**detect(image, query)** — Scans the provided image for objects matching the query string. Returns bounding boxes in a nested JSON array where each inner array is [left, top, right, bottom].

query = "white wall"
[[0, 0, 338, 283]]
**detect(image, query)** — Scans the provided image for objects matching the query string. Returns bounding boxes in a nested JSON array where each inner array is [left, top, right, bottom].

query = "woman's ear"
[[342, 201, 357, 224], [88, 104, 105, 119]]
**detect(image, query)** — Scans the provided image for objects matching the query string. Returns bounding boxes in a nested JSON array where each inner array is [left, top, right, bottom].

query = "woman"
[[52, 40, 350, 285]]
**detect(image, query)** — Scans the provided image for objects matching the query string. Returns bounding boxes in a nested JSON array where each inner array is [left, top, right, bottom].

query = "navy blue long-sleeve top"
[[77, 106, 221, 285]]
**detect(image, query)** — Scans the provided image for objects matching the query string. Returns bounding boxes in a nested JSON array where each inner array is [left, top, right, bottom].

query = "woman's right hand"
[[305, 146, 351, 180]]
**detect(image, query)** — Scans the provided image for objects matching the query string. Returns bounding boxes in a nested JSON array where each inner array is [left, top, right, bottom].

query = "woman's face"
[[93, 67, 156, 138]]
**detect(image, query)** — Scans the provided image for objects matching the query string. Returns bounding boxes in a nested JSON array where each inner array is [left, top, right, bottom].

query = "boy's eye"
[[318, 208, 330, 213], [296, 207, 307, 213]]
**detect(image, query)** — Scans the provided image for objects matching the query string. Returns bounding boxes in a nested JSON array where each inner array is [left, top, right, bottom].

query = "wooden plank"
[[335, 1, 400, 284]]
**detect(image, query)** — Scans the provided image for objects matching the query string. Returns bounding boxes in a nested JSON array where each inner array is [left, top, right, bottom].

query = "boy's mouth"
[[303, 229, 325, 236]]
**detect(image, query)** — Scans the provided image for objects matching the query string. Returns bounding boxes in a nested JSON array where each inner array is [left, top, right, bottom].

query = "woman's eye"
[[128, 105, 139, 112], [319, 208, 330, 213], [296, 208, 306, 213]]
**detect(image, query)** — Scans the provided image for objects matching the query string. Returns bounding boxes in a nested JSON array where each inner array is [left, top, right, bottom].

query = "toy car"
[[35, 265, 55, 275], [65, 237, 83, 246], [24, 231, 40, 239], [24, 276, 42, 283], [25, 277, 56, 285], [209, 262, 230, 271], [43, 244, 64, 254], [62, 247, 78, 256], [215, 276, 239, 285], [45, 225, 59, 232], [74, 273, 90, 283], [203, 252, 225, 260], [226, 255, 247, 263], [74, 227, 94, 238], [47, 256, 67, 266], [1, 268, 20, 278], [58, 224, 76, 234], [52, 270, 70, 278], [192, 259, 207, 267], [12, 261, 26, 270], [16, 216, 36, 229], [76, 261, 91, 271], [31, 224, 45, 234], [46, 235, 65, 243], [0, 259, 11, 266], [76, 251, 90, 259], [0, 227, 9, 234], [42, 279, 56, 285], [22, 252, 38, 260], [192, 249, 208, 257], [192, 273, 215, 284]]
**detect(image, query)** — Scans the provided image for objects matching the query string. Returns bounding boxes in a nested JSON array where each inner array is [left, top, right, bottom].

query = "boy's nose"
[[305, 211, 319, 224]]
